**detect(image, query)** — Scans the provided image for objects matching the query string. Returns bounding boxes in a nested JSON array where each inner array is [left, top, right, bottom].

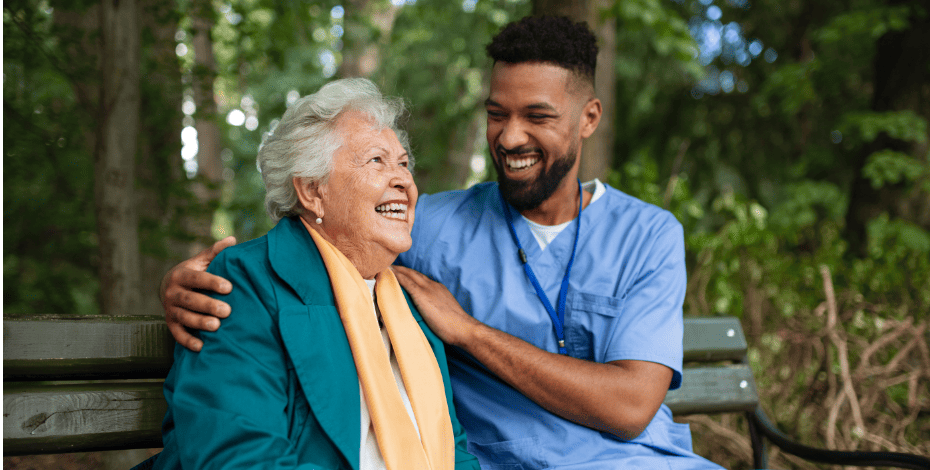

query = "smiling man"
[[161, 15, 722, 469]]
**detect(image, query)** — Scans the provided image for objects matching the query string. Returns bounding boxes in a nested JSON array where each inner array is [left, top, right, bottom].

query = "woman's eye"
[[399, 161, 409, 168], [369, 156, 383, 163]]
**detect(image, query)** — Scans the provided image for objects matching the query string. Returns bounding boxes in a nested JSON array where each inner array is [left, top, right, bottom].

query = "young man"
[[163, 16, 722, 469]]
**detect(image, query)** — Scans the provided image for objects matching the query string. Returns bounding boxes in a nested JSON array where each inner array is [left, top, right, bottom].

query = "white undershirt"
[[523, 179, 605, 250], [359, 279, 420, 470]]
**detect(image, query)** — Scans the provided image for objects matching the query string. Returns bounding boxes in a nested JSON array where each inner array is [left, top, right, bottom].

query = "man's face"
[[485, 62, 585, 212]]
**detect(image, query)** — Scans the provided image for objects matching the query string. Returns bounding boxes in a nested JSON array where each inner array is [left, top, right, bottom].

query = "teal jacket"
[[151, 216, 479, 470]]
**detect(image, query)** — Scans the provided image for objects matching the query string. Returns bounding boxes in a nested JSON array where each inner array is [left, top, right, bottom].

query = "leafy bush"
[[611, 160, 930, 468]]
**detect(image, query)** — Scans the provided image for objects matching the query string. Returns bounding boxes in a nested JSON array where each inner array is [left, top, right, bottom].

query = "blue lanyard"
[[500, 179, 583, 355]]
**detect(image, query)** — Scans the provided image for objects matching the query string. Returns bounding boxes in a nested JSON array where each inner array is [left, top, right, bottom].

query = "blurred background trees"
[[4, 0, 928, 467]]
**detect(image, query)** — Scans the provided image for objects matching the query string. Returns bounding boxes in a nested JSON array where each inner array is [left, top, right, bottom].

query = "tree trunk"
[[532, 0, 614, 182], [581, 0, 615, 182], [188, 0, 223, 255], [532, 0, 588, 19], [339, 0, 400, 78], [96, 0, 141, 316]]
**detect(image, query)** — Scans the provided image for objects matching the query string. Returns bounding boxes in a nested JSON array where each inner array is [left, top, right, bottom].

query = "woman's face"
[[313, 111, 418, 267]]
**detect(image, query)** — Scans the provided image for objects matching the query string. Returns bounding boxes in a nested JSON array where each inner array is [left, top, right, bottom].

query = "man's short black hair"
[[486, 15, 598, 84]]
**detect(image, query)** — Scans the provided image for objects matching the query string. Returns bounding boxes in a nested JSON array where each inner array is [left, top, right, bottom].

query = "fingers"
[[172, 267, 233, 296], [166, 283, 231, 319], [189, 236, 236, 267], [173, 306, 221, 331], [165, 304, 221, 351], [392, 265, 430, 289], [168, 320, 204, 352], [211, 236, 237, 258]]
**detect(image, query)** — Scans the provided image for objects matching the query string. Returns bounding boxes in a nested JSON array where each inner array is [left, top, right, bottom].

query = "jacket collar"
[[266, 216, 336, 306]]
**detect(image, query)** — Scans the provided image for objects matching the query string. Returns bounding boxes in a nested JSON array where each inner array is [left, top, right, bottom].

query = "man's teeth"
[[375, 203, 408, 221], [506, 156, 540, 170]]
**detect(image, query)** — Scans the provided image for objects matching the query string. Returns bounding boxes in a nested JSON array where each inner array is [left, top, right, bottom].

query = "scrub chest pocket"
[[563, 290, 624, 362]]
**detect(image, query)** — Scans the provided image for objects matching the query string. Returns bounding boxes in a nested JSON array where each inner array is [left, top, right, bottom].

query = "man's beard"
[[494, 141, 578, 212]]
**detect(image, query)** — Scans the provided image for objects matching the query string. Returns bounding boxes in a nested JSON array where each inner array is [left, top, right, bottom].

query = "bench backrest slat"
[[682, 317, 747, 362], [3, 315, 174, 381], [3, 382, 166, 455]]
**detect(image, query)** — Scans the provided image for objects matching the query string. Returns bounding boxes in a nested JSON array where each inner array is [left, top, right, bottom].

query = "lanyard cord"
[[501, 179, 583, 355]]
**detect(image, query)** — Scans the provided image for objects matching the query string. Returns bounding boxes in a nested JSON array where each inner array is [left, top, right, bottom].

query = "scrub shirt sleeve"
[[602, 215, 686, 390]]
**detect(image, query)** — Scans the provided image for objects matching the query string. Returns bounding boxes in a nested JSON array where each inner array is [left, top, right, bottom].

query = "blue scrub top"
[[396, 182, 723, 469]]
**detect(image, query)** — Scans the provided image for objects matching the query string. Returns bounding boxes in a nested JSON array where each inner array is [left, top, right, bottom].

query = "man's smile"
[[505, 154, 541, 171]]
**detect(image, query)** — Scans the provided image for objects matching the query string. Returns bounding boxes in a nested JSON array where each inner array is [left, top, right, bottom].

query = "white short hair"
[[257, 78, 410, 222]]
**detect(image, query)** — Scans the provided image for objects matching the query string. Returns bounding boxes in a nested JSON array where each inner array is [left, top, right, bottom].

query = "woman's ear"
[[293, 177, 325, 220]]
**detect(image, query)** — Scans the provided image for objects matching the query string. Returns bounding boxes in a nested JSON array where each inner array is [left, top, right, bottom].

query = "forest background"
[[4, 0, 928, 468]]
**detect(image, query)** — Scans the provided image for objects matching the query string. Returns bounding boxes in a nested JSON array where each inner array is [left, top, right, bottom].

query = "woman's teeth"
[[375, 203, 408, 221]]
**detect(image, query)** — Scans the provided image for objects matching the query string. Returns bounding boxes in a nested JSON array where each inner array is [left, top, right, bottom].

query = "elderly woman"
[[141, 78, 477, 470]]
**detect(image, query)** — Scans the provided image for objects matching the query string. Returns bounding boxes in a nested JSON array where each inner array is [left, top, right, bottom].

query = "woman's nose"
[[390, 164, 414, 189]]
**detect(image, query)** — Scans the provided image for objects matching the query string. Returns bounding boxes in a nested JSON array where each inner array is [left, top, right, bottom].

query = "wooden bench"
[[4, 314, 929, 469]]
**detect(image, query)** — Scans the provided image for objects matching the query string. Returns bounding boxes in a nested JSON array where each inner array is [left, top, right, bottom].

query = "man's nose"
[[497, 119, 530, 150]]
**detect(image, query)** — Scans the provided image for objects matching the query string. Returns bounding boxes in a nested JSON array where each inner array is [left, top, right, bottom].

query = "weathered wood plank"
[[682, 317, 748, 362], [2, 381, 166, 455], [3, 315, 748, 379], [664, 364, 759, 415], [3, 315, 174, 380]]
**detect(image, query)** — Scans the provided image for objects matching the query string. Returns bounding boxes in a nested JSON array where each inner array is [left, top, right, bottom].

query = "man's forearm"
[[454, 322, 673, 441]]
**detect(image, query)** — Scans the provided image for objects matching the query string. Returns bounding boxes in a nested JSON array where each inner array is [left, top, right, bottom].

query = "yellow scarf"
[[303, 222, 454, 470]]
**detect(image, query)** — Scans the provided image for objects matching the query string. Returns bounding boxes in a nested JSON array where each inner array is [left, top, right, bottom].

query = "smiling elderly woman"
[[139, 78, 477, 470]]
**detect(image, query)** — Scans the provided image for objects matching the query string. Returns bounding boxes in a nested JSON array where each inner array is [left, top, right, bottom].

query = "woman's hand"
[[161, 236, 237, 351], [392, 265, 481, 347]]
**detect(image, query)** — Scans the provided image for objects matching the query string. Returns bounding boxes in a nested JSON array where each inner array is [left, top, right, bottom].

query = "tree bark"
[[96, 0, 141, 316], [188, 0, 223, 255], [532, 0, 588, 19], [581, 0, 615, 182]]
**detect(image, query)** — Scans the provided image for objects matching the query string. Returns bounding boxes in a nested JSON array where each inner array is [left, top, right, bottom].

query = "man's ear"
[[293, 177, 325, 219], [579, 98, 602, 139]]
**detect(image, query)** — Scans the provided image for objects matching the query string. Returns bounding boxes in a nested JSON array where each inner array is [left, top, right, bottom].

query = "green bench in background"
[[4, 315, 929, 469]]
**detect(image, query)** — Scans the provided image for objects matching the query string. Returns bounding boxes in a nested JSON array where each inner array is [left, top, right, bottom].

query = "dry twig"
[[821, 265, 866, 449]]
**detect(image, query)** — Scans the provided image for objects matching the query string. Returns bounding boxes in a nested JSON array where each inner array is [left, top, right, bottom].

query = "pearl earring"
[[315, 217, 323, 224]]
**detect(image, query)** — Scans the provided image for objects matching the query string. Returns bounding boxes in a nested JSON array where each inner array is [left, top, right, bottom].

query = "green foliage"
[[814, 5, 912, 43], [610, 0, 700, 69], [863, 149, 930, 191], [860, 213, 930, 306], [842, 110, 929, 144]]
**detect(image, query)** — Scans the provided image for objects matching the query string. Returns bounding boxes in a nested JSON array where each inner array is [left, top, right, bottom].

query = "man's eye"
[[399, 161, 409, 168], [528, 114, 550, 120], [487, 110, 505, 118], [369, 156, 383, 163]]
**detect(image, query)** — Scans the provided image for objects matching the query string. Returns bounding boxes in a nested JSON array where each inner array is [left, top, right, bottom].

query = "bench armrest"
[[749, 406, 930, 470]]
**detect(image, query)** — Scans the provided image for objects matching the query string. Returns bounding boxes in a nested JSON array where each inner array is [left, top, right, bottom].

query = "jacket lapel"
[[268, 217, 361, 470]]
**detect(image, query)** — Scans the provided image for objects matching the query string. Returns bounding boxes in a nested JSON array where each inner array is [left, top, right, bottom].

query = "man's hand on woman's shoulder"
[[161, 236, 237, 352]]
